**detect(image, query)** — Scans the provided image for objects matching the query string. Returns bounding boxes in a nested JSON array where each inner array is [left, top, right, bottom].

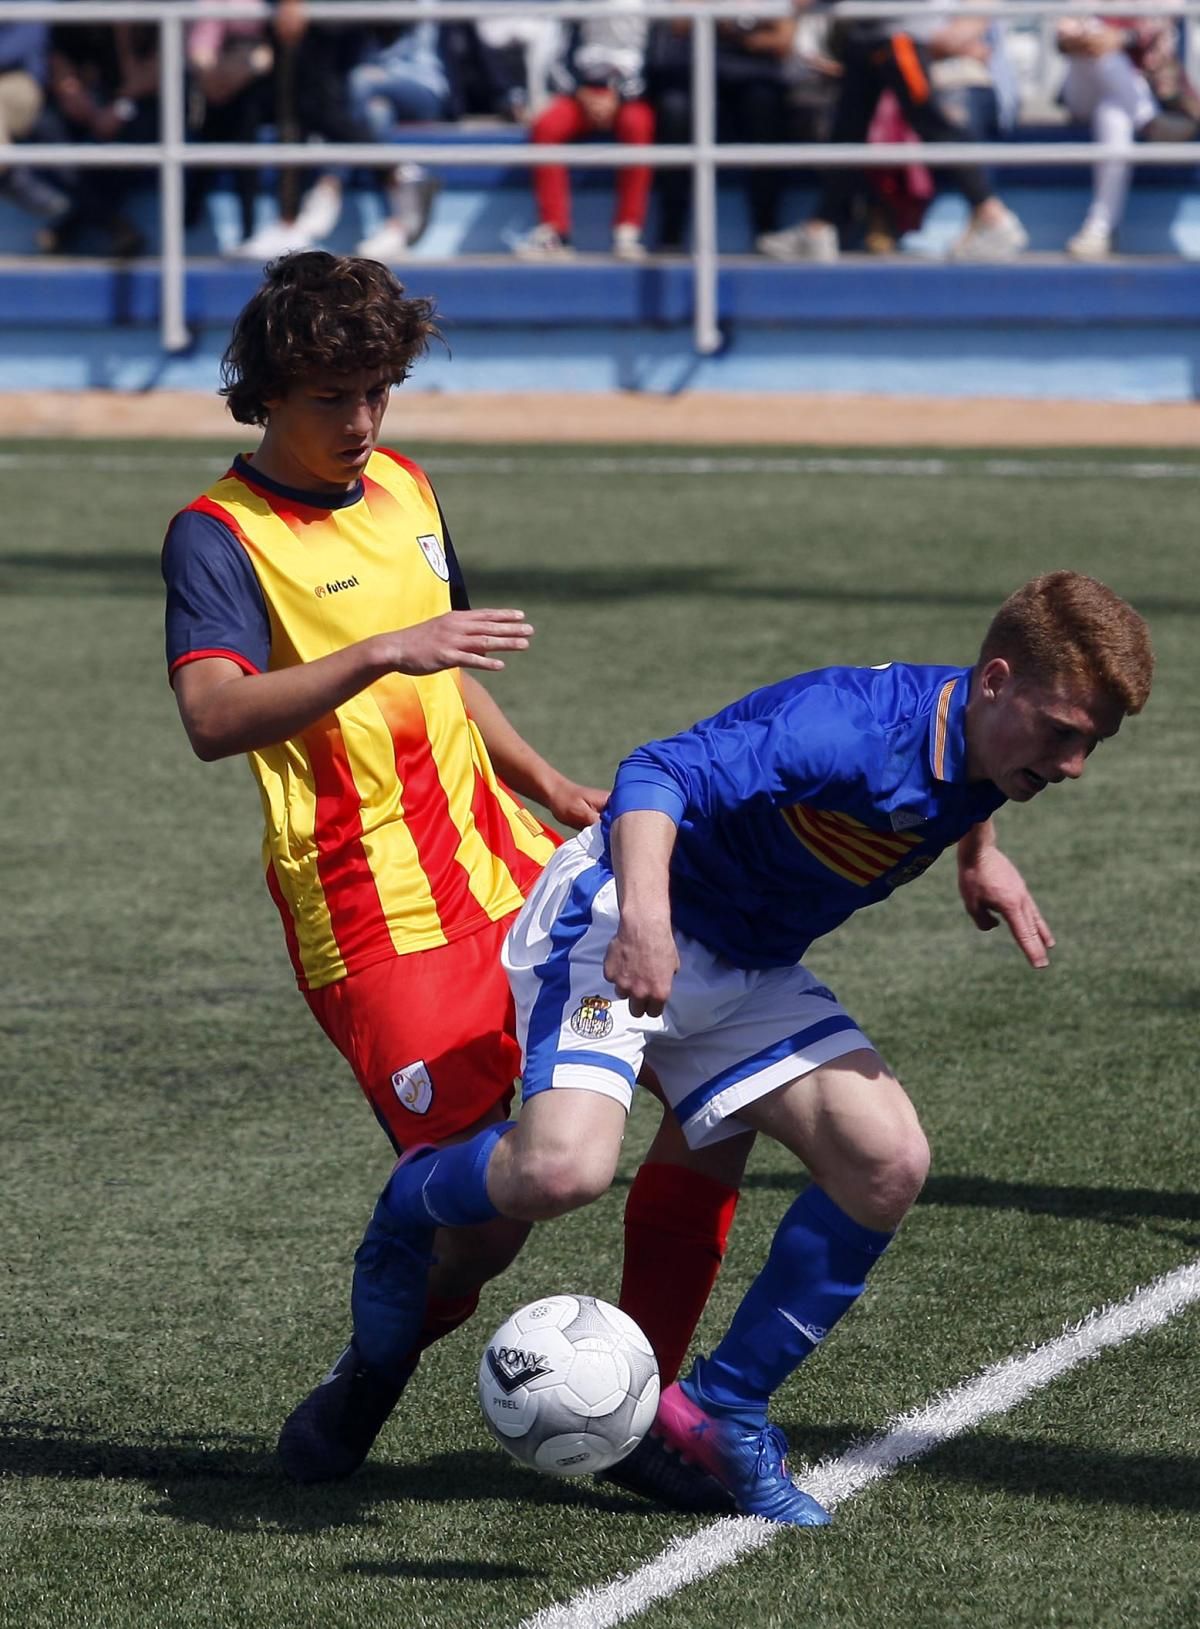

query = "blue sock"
[[378, 1121, 514, 1232], [351, 1122, 515, 1372], [690, 1185, 893, 1425]]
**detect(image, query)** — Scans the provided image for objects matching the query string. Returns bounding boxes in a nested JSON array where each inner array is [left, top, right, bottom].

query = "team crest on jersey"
[[570, 995, 614, 1039], [416, 533, 450, 581], [391, 1059, 433, 1114]]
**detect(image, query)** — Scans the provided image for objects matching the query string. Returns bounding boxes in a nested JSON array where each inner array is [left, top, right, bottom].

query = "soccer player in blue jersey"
[[348, 570, 1153, 1524]]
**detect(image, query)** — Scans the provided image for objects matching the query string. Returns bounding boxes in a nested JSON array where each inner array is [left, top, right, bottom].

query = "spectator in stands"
[[236, 2, 436, 263], [0, 23, 71, 229], [469, 12, 563, 121], [512, 8, 654, 260], [40, 9, 159, 256], [186, 6, 276, 250], [757, 6, 1028, 262], [648, 6, 796, 252], [860, 4, 1018, 254], [345, 21, 455, 261], [1057, 14, 1200, 260]]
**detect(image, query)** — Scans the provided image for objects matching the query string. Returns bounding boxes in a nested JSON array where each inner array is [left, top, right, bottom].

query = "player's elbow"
[[186, 721, 237, 761]]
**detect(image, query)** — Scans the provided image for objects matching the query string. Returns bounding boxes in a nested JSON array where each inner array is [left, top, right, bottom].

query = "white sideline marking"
[[4, 452, 1200, 482], [516, 1257, 1200, 1629]]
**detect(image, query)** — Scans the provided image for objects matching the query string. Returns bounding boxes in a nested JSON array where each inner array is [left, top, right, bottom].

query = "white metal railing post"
[[691, 13, 720, 356], [159, 13, 189, 351]]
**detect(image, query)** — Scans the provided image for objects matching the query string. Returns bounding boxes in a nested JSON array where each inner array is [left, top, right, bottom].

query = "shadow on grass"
[[777, 1422, 1200, 1514], [0, 1422, 650, 1536], [4, 551, 1197, 619], [728, 1170, 1200, 1237], [913, 1433, 1200, 1513]]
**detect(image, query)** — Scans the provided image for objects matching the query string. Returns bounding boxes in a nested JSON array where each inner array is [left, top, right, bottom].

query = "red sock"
[[618, 1162, 740, 1385], [411, 1291, 480, 1360]]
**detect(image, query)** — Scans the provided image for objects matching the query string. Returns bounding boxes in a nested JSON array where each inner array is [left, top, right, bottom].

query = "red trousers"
[[531, 94, 655, 235]]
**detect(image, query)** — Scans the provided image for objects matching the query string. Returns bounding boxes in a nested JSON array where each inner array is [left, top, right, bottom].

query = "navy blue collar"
[[234, 453, 364, 510]]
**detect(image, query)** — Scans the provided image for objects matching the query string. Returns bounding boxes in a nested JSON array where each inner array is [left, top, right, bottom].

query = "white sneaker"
[[513, 223, 575, 261], [1065, 219, 1113, 260], [755, 221, 839, 262], [356, 220, 410, 263], [612, 224, 646, 261], [292, 176, 343, 242], [949, 206, 1028, 262], [227, 218, 317, 261]]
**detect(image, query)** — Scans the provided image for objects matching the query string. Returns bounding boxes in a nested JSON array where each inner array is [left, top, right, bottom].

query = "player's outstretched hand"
[[384, 609, 533, 676], [546, 776, 609, 830], [958, 843, 1056, 969], [604, 917, 680, 1018]]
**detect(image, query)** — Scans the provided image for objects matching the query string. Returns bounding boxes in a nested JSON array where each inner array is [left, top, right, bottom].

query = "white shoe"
[[227, 218, 317, 261], [513, 224, 575, 261], [1065, 219, 1113, 260], [612, 223, 646, 261], [293, 176, 343, 242], [356, 220, 410, 262], [949, 206, 1028, 262], [755, 221, 839, 262]]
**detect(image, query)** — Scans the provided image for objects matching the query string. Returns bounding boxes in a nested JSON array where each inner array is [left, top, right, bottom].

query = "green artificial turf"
[[1, 440, 1197, 1629]]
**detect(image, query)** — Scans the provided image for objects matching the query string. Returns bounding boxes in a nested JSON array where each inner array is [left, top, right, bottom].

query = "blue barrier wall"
[[3, 124, 1200, 401]]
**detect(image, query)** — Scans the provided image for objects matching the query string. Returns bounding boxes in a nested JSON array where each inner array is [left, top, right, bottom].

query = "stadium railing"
[[1, 0, 1199, 357]]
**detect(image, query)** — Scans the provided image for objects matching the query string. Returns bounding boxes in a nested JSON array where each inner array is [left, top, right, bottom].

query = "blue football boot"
[[652, 1372, 831, 1527], [277, 1339, 418, 1482]]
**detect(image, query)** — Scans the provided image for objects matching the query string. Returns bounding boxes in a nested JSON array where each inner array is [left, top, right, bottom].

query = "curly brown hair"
[[979, 571, 1154, 715], [220, 252, 440, 426]]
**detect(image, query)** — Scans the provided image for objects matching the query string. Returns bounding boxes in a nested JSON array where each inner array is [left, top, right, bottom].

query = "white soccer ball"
[[478, 1294, 660, 1476]]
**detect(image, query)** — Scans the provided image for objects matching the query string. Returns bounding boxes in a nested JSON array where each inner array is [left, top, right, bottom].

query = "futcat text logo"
[[314, 576, 360, 599]]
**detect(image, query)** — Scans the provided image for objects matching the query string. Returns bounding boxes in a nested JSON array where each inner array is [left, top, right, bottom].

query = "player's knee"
[[861, 1124, 930, 1228], [509, 1145, 617, 1221]]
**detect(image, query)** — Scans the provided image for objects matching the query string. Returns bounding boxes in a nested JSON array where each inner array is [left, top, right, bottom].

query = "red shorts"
[[304, 911, 522, 1153]]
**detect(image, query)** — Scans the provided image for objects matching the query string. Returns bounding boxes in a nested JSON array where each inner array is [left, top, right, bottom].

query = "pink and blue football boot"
[[651, 1369, 831, 1527]]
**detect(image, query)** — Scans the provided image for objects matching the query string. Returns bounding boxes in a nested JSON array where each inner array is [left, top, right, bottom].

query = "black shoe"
[[277, 1341, 416, 1483], [597, 1427, 737, 1515]]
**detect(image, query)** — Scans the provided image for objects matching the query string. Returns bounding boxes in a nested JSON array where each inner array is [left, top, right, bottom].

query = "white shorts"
[[502, 825, 874, 1149]]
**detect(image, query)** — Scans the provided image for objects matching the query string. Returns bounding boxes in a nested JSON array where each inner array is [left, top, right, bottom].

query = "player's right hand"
[[604, 918, 680, 1018], [383, 609, 533, 676]]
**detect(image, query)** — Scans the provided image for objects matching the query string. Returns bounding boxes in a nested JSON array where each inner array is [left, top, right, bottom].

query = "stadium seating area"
[[4, 15, 1200, 401]]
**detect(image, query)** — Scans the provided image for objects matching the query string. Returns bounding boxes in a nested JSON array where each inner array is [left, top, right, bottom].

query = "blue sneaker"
[[652, 1375, 831, 1527], [277, 1339, 417, 1482]]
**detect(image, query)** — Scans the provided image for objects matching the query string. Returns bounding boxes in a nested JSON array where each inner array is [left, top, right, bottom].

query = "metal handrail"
[[3, 0, 1199, 355]]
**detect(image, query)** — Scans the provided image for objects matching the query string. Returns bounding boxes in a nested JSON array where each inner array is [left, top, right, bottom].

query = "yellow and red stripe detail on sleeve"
[[782, 804, 921, 887]]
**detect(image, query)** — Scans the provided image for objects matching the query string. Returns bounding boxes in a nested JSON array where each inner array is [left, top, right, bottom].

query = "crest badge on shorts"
[[570, 995, 614, 1040], [416, 533, 450, 581], [391, 1059, 434, 1115]]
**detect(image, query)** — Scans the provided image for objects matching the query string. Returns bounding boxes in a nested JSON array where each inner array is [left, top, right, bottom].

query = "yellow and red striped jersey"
[[164, 449, 557, 990]]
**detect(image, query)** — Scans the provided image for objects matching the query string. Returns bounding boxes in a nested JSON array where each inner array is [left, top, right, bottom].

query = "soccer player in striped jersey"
[[163, 252, 745, 1494], [365, 572, 1153, 1524]]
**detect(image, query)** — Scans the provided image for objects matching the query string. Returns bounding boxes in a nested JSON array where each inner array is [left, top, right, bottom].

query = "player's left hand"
[[546, 777, 609, 829], [958, 844, 1055, 969]]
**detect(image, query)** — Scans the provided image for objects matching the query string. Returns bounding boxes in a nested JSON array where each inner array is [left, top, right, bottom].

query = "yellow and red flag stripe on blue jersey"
[[781, 804, 921, 887], [174, 448, 557, 990]]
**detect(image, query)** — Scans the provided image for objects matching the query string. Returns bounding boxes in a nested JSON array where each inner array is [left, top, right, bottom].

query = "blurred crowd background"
[[2, 0, 1198, 264]]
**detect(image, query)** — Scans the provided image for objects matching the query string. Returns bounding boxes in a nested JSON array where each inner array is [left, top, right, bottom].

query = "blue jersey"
[[601, 662, 1006, 969]]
